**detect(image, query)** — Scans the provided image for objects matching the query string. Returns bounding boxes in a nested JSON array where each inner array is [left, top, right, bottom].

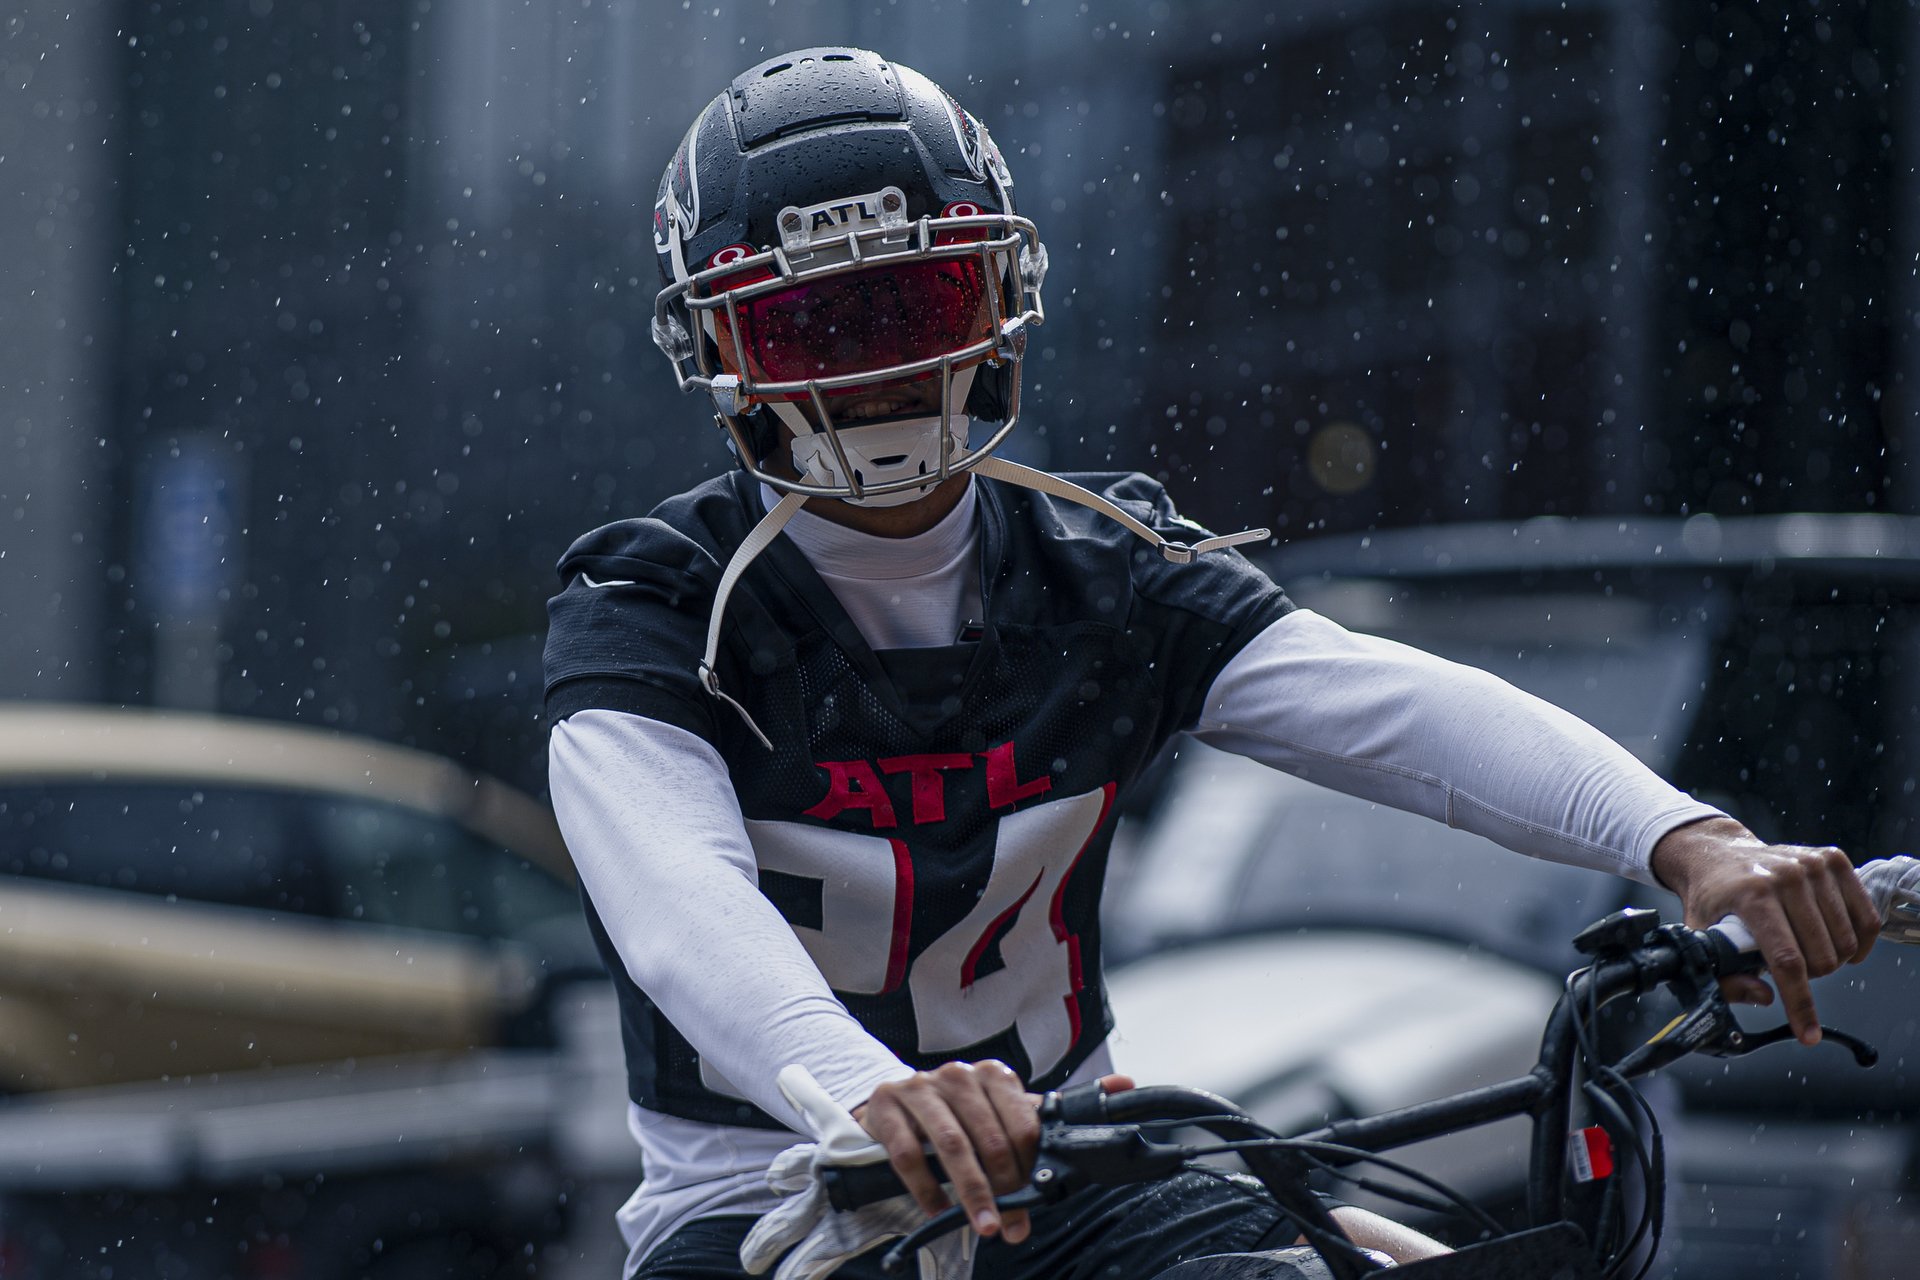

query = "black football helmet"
[[651, 47, 1046, 506]]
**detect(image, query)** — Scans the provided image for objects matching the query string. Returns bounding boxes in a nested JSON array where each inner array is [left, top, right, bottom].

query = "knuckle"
[[933, 1061, 974, 1083], [951, 1166, 991, 1201], [1772, 948, 1807, 977], [972, 1130, 1012, 1166], [1821, 846, 1853, 872], [927, 1123, 969, 1154]]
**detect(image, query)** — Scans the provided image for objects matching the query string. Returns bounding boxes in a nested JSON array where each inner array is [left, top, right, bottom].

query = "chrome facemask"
[[652, 197, 1047, 505]]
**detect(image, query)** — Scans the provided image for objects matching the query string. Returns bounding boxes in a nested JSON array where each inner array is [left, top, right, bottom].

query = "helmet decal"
[[941, 200, 983, 218], [983, 134, 1013, 189], [661, 121, 701, 250], [709, 243, 756, 268], [941, 92, 988, 182]]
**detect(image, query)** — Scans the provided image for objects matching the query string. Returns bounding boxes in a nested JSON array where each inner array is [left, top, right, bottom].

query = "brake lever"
[[1644, 989, 1880, 1065], [877, 1179, 1063, 1275], [1704, 1019, 1880, 1066], [1612, 923, 1748, 1074], [1622, 920, 1883, 1073]]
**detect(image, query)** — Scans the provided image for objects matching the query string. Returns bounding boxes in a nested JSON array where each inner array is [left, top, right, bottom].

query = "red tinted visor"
[[726, 258, 991, 393]]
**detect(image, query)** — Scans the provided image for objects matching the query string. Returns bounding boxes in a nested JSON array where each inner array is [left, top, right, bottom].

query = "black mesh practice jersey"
[[543, 470, 1293, 1128]]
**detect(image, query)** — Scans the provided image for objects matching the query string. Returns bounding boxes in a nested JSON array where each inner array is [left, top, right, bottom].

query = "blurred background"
[[3, 0, 1919, 1277], [7, 0, 1915, 786]]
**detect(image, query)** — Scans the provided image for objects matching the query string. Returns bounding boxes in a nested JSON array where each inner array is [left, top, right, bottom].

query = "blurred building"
[[2, 0, 1916, 788], [1139, 0, 1916, 536], [0, 2, 116, 705]]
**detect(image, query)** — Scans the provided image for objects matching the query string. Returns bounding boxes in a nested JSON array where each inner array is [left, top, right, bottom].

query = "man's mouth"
[[842, 397, 920, 421], [835, 379, 942, 422]]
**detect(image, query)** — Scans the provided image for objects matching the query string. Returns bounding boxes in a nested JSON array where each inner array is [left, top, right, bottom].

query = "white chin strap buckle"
[[789, 414, 970, 507]]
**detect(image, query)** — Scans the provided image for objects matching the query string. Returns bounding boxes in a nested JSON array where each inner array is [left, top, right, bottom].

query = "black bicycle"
[[822, 905, 1885, 1280]]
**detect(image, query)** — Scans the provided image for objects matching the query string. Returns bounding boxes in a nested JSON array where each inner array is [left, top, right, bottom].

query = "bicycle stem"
[[1293, 954, 1651, 1229], [1296, 1073, 1553, 1166]]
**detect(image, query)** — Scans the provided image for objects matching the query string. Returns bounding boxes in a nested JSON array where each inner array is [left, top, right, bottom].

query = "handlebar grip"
[[821, 1152, 947, 1212], [1705, 919, 1768, 975], [1046, 1079, 1117, 1125], [1708, 914, 1759, 958]]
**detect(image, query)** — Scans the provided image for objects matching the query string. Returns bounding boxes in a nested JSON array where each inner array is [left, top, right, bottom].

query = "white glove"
[[739, 1065, 976, 1280], [1859, 855, 1920, 945]]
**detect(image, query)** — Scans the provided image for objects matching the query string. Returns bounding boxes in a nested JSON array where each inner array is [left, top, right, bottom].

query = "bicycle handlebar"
[[841, 909, 1886, 1278]]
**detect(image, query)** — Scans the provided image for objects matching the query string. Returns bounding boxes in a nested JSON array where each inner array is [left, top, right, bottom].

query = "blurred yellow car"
[[0, 704, 587, 1092]]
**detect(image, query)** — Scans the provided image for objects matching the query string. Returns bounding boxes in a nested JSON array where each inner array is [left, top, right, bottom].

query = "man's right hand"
[[853, 1061, 1134, 1245]]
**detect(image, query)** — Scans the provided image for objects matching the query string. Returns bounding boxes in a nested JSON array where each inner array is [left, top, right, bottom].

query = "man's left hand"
[[1651, 816, 1880, 1045]]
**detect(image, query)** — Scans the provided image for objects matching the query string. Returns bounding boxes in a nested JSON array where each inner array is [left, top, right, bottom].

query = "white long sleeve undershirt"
[[1190, 610, 1719, 883], [546, 489, 1720, 1270], [549, 712, 916, 1132]]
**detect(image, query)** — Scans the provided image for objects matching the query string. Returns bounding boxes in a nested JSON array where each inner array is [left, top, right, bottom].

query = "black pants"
[[634, 1167, 1308, 1280]]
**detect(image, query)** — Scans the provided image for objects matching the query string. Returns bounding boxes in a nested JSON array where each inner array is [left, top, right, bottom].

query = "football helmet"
[[651, 47, 1046, 506]]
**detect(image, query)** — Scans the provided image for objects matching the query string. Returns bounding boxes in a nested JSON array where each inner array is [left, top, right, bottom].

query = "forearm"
[[1192, 610, 1722, 882], [549, 707, 910, 1127], [1330, 1207, 1450, 1263]]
